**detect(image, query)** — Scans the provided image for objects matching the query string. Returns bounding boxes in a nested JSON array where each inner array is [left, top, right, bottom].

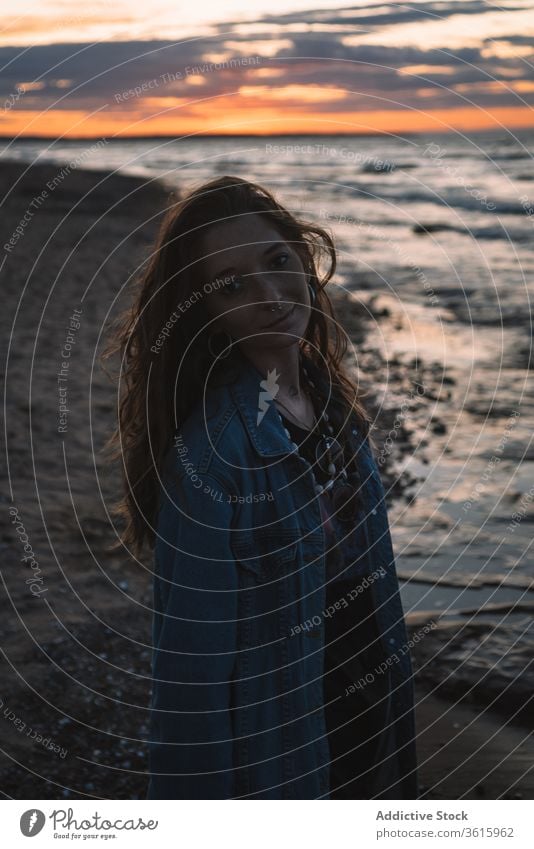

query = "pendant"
[[316, 435, 343, 473]]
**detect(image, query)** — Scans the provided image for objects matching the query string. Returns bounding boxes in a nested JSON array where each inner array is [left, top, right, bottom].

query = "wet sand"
[[415, 686, 533, 799], [0, 161, 532, 799]]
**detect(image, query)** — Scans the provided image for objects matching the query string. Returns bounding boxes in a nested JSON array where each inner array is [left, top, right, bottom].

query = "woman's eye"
[[272, 252, 289, 268], [221, 275, 244, 296]]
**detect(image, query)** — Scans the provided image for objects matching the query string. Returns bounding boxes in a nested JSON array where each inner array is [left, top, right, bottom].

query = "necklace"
[[275, 362, 346, 495]]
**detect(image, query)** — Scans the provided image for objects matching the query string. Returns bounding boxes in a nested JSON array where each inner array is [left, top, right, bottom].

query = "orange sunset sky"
[[1, 0, 534, 137]]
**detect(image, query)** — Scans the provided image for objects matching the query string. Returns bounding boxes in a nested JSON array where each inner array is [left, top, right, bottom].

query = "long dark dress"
[[279, 411, 402, 799]]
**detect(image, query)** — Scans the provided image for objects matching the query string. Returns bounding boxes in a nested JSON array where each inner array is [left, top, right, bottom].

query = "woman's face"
[[196, 213, 312, 352]]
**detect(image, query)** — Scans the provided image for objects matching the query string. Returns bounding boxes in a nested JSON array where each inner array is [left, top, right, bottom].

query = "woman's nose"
[[247, 273, 285, 307]]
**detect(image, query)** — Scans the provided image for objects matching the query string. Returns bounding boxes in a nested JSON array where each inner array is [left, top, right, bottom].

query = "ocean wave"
[[412, 221, 533, 241]]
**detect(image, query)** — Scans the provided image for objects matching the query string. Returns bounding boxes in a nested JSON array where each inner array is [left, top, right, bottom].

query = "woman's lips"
[[262, 303, 296, 330]]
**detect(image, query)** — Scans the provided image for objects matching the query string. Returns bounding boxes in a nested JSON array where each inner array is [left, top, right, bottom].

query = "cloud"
[[219, 1, 525, 30], [0, 1, 532, 126]]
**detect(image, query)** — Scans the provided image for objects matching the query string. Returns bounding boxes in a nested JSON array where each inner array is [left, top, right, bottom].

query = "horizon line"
[[1, 127, 523, 142]]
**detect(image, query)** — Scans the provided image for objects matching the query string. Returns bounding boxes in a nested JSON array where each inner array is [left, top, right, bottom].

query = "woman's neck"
[[237, 341, 303, 400]]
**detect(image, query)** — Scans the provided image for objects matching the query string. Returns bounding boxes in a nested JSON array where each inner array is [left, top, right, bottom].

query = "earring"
[[307, 281, 316, 305], [207, 329, 233, 359]]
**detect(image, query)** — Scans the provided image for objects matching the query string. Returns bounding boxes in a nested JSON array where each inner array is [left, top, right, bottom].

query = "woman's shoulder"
[[162, 383, 252, 488]]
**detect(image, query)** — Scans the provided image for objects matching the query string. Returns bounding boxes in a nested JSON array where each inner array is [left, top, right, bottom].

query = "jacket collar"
[[228, 345, 329, 459], [228, 346, 291, 458]]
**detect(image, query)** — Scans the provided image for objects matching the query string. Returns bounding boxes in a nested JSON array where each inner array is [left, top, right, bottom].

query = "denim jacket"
[[147, 347, 418, 800]]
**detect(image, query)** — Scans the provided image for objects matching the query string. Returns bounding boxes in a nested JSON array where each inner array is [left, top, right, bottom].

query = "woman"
[[108, 175, 418, 800]]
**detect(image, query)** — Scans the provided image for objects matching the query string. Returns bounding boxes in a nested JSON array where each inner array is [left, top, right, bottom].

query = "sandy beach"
[[0, 161, 532, 799]]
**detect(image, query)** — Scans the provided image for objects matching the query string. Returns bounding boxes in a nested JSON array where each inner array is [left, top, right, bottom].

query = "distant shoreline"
[[0, 127, 526, 143]]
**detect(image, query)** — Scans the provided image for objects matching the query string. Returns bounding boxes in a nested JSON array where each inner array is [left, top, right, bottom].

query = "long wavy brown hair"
[[103, 175, 370, 555]]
